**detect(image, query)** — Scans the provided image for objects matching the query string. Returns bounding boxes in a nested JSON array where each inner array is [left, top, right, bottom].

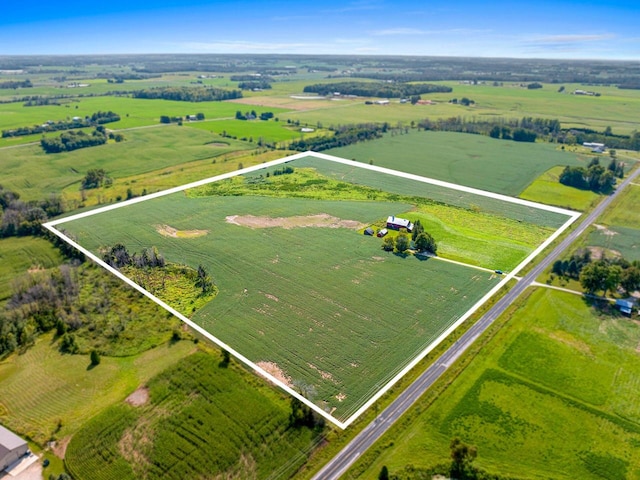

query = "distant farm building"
[[377, 228, 388, 237], [300, 127, 315, 133], [0, 425, 28, 471], [373, 99, 390, 105], [387, 216, 413, 232], [583, 142, 606, 153], [364, 227, 375, 236]]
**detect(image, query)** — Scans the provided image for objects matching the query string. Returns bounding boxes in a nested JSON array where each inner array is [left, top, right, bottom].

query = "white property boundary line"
[[44, 151, 581, 430]]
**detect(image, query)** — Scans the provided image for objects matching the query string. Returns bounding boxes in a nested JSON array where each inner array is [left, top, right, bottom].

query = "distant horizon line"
[[0, 52, 638, 63]]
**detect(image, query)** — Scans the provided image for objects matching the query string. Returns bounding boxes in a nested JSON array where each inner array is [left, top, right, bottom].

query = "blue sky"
[[2, 0, 639, 59]]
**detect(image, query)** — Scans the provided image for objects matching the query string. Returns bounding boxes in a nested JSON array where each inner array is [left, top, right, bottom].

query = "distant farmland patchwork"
[[50, 153, 574, 425]]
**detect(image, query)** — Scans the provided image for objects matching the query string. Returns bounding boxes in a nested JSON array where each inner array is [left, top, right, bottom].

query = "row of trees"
[[81, 169, 112, 190], [40, 128, 107, 154], [552, 249, 640, 296], [237, 81, 272, 90], [559, 158, 622, 193], [160, 112, 205, 124], [288, 123, 387, 151], [0, 79, 32, 89], [2, 110, 120, 138], [132, 86, 242, 102], [303, 81, 452, 98], [0, 185, 64, 238]]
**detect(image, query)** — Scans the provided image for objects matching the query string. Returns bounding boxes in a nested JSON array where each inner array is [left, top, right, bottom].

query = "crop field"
[[65, 351, 319, 480], [326, 131, 586, 196], [0, 236, 63, 302], [0, 125, 252, 201], [187, 117, 307, 143], [52, 153, 574, 424], [519, 166, 602, 211], [0, 334, 196, 445], [285, 82, 640, 135], [584, 184, 640, 260], [352, 288, 640, 480]]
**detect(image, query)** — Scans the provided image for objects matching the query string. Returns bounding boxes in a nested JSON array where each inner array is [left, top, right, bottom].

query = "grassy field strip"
[[310, 151, 578, 218], [46, 151, 579, 429]]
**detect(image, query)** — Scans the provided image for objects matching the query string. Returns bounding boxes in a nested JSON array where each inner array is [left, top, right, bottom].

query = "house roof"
[[387, 216, 412, 228], [0, 425, 27, 452], [616, 299, 636, 309]]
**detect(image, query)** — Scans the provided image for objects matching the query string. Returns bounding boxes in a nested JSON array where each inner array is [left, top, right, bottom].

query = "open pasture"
[[352, 288, 640, 479], [0, 125, 251, 201], [327, 130, 586, 196], [65, 351, 318, 480], [53, 153, 574, 424]]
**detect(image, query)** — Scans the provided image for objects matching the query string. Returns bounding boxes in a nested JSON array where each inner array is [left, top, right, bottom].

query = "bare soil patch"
[[51, 436, 72, 459], [256, 361, 293, 388], [593, 224, 618, 236], [126, 386, 150, 407], [155, 224, 208, 238], [209, 142, 229, 147], [587, 246, 621, 261], [225, 213, 364, 230]]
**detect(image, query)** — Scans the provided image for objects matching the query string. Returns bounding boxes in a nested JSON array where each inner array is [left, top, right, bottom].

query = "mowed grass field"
[[0, 334, 196, 445], [0, 236, 63, 302], [186, 117, 307, 143], [351, 288, 640, 480], [0, 125, 251, 201], [65, 350, 319, 480], [520, 165, 602, 211], [60, 192, 501, 421], [586, 184, 640, 260], [326, 131, 587, 196]]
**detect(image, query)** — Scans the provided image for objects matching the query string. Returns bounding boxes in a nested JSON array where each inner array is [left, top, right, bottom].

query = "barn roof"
[[0, 425, 27, 457]]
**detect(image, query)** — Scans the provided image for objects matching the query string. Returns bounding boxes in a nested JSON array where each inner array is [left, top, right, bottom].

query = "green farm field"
[[519, 166, 602, 211], [186, 117, 308, 143], [585, 184, 640, 260], [327, 130, 587, 196], [351, 288, 640, 480], [0, 95, 291, 134], [57, 154, 570, 420], [0, 334, 196, 445], [60, 191, 502, 421], [0, 125, 251, 201], [65, 351, 319, 480], [283, 82, 640, 135], [0, 236, 63, 302]]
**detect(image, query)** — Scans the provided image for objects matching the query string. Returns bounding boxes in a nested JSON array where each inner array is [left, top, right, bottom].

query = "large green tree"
[[580, 261, 610, 295], [415, 231, 437, 254], [395, 233, 410, 253]]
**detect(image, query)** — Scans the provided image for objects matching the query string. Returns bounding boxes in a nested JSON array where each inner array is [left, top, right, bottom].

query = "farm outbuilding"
[[616, 299, 636, 316], [364, 227, 375, 236], [0, 425, 28, 471], [386, 216, 414, 232], [377, 228, 388, 237]]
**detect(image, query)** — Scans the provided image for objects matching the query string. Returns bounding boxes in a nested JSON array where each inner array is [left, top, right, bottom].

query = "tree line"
[[303, 81, 452, 98], [0, 79, 32, 89], [2, 111, 120, 138], [237, 81, 272, 90], [287, 123, 387, 151], [559, 157, 623, 193], [551, 249, 640, 297], [40, 128, 108, 154], [132, 86, 242, 102], [0, 185, 64, 238]]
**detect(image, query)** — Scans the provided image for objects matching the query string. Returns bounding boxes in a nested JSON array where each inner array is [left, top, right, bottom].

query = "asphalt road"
[[312, 166, 640, 480]]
